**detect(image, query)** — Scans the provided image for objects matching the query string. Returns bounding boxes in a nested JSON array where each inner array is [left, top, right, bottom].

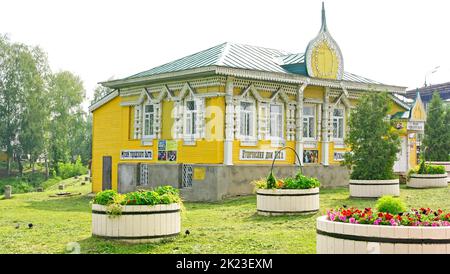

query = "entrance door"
[[393, 137, 408, 173], [102, 156, 112, 190]]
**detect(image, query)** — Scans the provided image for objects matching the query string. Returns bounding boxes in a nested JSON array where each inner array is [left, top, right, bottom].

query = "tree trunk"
[[17, 156, 23, 177], [6, 156, 11, 176], [44, 156, 49, 179]]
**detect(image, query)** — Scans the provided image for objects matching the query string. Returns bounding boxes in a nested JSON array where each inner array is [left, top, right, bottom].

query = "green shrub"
[[283, 173, 320, 189], [344, 93, 400, 180], [252, 172, 320, 190], [424, 164, 446, 174], [57, 156, 88, 179], [92, 186, 182, 207], [375, 196, 406, 215], [408, 159, 446, 177], [92, 190, 118, 205]]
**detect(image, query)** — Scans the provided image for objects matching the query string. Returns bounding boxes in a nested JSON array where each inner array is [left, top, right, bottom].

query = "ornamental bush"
[[344, 92, 400, 180], [252, 171, 320, 190], [423, 91, 450, 161], [375, 195, 406, 215], [92, 186, 182, 206], [408, 158, 446, 178]]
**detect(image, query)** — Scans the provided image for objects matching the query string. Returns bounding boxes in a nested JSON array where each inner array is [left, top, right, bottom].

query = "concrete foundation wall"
[[117, 163, 350, 202]]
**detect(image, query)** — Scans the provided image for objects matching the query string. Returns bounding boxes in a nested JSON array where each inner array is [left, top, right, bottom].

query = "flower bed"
[[253, 172, 320, 216], [91, 186, 182, 243], [407, 161, 448, 188], [349, 179, 400, 198], [317, 206, 450, 254]]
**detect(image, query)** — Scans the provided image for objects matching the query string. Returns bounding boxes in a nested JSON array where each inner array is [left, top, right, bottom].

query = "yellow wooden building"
[[89, 3, 422, 201]]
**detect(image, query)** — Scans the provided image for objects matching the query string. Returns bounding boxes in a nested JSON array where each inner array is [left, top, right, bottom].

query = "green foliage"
[[283, 173, 320, 189], [56, 156, 88, 179], [92, 190, 118, 205], [423, 92, 450, 161], [344, 92, 400, 180], [408, 157, 447, 177], [266, 172, 276, 189], [253, 171, 320, 190], [92, 186, 183, 215], [375, 196, 406, 215]]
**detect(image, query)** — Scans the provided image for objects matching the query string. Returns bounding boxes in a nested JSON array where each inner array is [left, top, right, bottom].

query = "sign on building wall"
[[303, 150, 319, 164], [239, 149, 286, 161], [407, 121, 425, 131], [120, 150, 153, 160], [158, 140, 177, 162], [334, 151, 346, 161]]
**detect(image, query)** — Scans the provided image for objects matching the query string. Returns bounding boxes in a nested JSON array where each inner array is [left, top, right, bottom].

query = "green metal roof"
[[125, 42, 384, 85]]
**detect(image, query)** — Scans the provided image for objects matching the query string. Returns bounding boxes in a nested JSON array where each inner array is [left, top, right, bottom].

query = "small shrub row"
[[56, 156, 88, 179]]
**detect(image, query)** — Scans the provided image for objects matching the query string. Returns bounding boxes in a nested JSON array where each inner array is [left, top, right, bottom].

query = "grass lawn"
[[1, 180, 450, 254]]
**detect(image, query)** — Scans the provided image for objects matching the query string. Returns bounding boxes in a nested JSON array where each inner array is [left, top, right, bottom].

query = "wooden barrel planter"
[[349, 179, 400, 198], [255, 146, 320, 216], [257, 188, 319, 216], [316, 215, 450, 254], [92, 203, 181, 243], [407, 174, 448, 188], [428, 162, 450, 183]]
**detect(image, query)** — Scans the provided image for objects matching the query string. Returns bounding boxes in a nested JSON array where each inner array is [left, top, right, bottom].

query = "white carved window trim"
[[142, 103, 156, 140], [269, 102, 285, 146], [133, 105, 142, 139], [237, 99, 257, 146], [332, 106, 345, 143], [302, 104, 316, 141], [183, 97, 205, 145]]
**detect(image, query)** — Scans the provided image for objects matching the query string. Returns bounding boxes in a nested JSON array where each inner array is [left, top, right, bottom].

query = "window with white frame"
[[333, 108, 345, 139], [269, 104, 283, 139], [239, 101, 255, 139], [143, 104, 155, 138], [184, 100, 197, 137], [303, 105, 315, 139]]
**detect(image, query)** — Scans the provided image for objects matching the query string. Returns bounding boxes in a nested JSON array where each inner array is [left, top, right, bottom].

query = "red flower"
[[385, 213, 393, 220]]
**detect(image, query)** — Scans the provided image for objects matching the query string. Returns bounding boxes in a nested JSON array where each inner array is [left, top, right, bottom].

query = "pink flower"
[[339, 215, 347, 222], [373, 218, 382, 225], [389, 219, 397, 226], [349, 217, 356, 224]]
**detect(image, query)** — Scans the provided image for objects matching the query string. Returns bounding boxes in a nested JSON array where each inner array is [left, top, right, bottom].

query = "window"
[[269, 104, 283, 139], [333, 108, 344, 139], [303, 105, 315, 139], [240, 101, 254, 138], [185, 100, 197, 137], [143, 104, 155, 138]]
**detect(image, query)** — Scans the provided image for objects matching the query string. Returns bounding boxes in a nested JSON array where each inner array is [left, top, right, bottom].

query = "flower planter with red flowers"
[[316, 207, 450, 254], [349, 179, 400, 198]]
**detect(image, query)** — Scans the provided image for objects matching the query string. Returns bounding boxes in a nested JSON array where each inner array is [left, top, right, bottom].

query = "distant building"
[[405, 82, 450, 109]]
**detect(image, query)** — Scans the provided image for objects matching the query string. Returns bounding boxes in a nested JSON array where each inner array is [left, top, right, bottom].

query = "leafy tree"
[[423, 92, 450, 161], [92, 76, 114, 104], [344, 92, 400, 180], [18, 46, 51, 173], [0, 36, 37, 175], [48, 71, 85, 172]]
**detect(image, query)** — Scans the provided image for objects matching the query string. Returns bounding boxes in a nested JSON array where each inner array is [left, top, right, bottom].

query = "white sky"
[[1, 0, 450, 110]]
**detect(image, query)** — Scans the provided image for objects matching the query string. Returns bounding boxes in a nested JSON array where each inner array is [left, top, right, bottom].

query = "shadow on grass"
[[75, 234, 180, 254], [24, 194, 92, 213]]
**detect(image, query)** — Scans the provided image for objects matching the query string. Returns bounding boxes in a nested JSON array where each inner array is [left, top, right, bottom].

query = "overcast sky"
[[1, 0, 449, 109]]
